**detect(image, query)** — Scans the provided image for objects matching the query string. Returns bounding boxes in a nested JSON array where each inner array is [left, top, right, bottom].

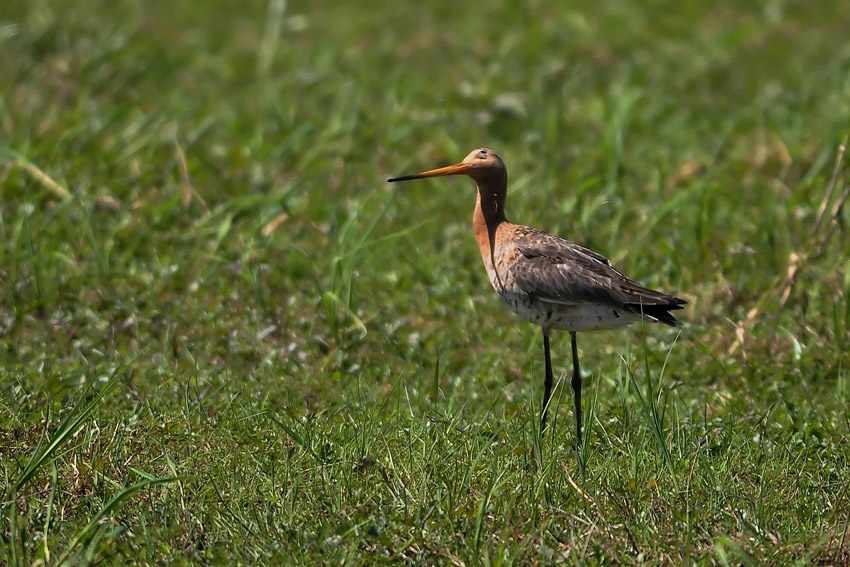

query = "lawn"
[[2, 0, 850, 565]]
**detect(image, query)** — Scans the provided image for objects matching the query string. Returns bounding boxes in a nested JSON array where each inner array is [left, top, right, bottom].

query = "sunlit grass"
[[2, 0, 850, 564]]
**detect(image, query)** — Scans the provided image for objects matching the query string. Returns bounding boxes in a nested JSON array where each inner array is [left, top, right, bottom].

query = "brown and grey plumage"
[[388, 148, 686, 443]]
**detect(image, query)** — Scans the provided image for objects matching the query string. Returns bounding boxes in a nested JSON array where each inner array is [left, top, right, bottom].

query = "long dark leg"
[[570, 331, 582, 443], [541, 330, 554, 432]]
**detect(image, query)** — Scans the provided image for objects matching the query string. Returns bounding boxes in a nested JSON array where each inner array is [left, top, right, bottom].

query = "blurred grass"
[[2, 0, 850, 564]]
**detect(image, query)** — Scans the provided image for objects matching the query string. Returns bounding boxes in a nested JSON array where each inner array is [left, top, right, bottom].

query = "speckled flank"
[[499, 288, 642, 332]]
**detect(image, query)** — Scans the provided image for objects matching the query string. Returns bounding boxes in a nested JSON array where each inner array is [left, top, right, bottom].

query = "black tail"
[[627, 297, 687, 327]]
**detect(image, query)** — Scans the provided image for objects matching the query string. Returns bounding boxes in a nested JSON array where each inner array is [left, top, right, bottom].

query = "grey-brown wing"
[[510, 229, 686, 324]]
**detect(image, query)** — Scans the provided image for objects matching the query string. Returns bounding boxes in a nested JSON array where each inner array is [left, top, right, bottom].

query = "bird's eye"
[[478, 150, 487, 159]]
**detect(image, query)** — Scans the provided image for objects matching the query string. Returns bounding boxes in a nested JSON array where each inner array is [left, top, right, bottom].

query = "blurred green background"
[[2, 0, 850, 565]]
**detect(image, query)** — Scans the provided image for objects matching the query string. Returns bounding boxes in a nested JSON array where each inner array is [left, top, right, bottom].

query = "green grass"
[[2, 0, 850, 564]]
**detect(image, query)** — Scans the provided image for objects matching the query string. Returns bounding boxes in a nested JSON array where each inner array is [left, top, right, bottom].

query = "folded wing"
[[508, 228, 687, 326]]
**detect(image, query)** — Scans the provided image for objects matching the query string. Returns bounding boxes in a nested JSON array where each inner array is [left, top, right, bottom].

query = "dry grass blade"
[[10, 154, 71, 200], [166, 124, 208, 211]]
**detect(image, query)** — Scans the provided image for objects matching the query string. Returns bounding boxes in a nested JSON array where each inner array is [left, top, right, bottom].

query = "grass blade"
[[58, 477, 178, 564]]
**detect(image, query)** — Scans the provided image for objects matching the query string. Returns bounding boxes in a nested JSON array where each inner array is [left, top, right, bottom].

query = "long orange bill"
[[387, 162, 470, 183]]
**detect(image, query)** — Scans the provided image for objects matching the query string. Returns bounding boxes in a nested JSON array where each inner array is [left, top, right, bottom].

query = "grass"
[[2, 0, 850, 564]]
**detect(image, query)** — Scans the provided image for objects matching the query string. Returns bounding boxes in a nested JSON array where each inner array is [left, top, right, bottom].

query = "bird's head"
[[387, 148, 506, 185]]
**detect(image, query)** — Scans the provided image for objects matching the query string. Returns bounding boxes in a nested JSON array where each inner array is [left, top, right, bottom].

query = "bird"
[[387, 148, 686, 443]]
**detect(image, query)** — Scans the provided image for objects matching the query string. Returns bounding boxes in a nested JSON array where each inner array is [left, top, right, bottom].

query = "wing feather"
[[508, 227, 686, 325]]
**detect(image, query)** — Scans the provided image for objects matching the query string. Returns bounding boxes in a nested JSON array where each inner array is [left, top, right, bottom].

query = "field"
[[2, 0, 850, 565]]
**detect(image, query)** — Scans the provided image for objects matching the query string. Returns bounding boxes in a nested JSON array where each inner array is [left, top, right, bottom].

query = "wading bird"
[[388, 148, 686, 443]]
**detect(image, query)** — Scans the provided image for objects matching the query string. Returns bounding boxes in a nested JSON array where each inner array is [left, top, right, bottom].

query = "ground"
[[2, 0, 850, 565]]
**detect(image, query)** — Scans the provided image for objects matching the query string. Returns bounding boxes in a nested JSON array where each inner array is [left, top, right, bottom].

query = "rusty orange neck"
[[473, 179, 507, 263]]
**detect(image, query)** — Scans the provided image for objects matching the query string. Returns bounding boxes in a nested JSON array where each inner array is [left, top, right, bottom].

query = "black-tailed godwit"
[[388, 148, 686, 443]]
